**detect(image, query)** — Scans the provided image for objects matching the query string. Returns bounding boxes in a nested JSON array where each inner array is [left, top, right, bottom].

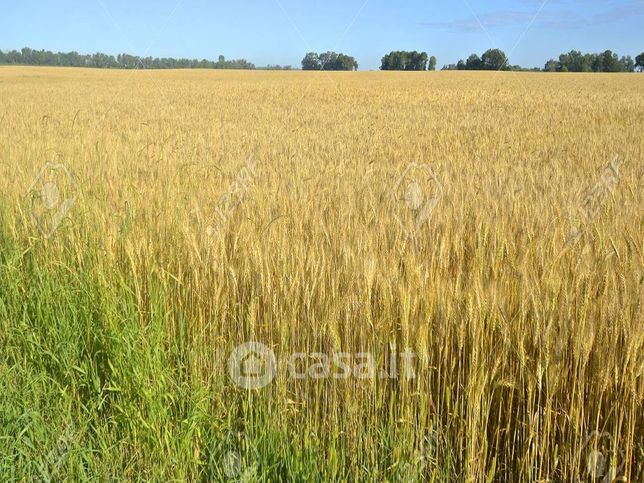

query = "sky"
[[2, 0, 642, 70]]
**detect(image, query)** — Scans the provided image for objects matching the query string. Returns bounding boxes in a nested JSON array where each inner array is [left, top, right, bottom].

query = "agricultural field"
[[0, 66, 642, 481]]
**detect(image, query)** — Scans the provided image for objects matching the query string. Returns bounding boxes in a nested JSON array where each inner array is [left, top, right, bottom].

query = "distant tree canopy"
[[380, 51, 433, 71], [4, 45, 642, 73], [301, 51, 358, 71], [380, 50, 429, 70], [543, 50, 636, 72], [0, 47, 255, 69], [259, 64, 293, 70], [637, 53, 644, 72], [457, 49, 510, 71]]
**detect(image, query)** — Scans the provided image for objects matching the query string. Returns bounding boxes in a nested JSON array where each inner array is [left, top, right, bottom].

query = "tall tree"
[[336, 53, 358, 71], [619, 55, 635, 72], [301, 52, 321, 71], [457, 49, 509, 70], [428, 56, 437, 71], [302, 51, 357, 71], [390, 52, 406, 70], [636, 53, 644, 71], [481, 48, 509, 70], [382, 51, 406, 70], [381, 51, 432, 71], [465, 54, 482, 70], [319, 51, 337, 70], [544, 49, 639, 73], [544, 59, 558, 72], [558, 50, 592, 72], [594, 50, 622, 72]]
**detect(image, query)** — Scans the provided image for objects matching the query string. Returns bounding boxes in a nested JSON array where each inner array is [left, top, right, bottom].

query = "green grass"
[[0, 209, 458, 481]]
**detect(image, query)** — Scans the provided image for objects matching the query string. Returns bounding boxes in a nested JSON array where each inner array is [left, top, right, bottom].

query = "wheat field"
[[0, 66, 642, 481]]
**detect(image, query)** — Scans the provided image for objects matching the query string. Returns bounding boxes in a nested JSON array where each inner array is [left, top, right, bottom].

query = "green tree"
[[380, 53, 390, 70], [465, 54, 482, 70], [549, 50, 630, 73], [319, 51, 338, 70], [381, 51, 431, 71], [620, 55, 635, 72], [117, 53, 139, 69], [428, 56, 437, 71], [406, 51, 427, 70], [481, 48, 509, 70], [636, 53, 644, 71], [389, 51, 406, 70], [558, 50, 592, 72], [303, 52, 356, 71], [301, 52, 321, 71], [90, 52, 117, 68], [593, 50, 621, 72], [544, 59, 558, 72], [382, 51, 407, 70], [336, 53, 358, 71]]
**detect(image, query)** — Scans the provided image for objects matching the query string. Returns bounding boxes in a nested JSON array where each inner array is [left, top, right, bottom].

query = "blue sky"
[[2, 0, 642, 69]]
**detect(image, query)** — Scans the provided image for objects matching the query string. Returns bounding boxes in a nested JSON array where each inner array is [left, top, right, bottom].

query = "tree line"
[[303, 48, 643, 72], [544, 50, 643, 72], [380, 51, 437, 71], [0, 47, 255, 69], [3, 46, 643, 72], [453, 49, 510, 71], [301, 50, 438, 71], [301, 52, 358, 71], [443, 48, 643, 72]]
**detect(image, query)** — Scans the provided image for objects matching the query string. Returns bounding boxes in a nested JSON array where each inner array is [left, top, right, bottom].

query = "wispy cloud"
[[421, 9, 579, 32], [593, 3, 644, 24], [422, 1, 644, 32]]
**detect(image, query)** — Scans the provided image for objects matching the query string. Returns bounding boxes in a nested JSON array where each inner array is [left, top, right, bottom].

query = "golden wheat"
[[0, 66, 642, 481]]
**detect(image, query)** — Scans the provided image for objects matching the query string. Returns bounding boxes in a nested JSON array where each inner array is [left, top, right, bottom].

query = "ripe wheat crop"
[[0, 66, 642, 481]]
